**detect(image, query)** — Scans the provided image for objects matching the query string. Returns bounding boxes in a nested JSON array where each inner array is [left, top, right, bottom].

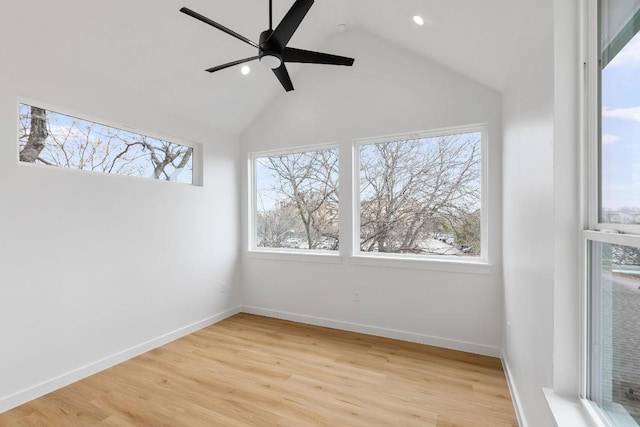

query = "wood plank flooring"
[[0, 313, 518, 426]]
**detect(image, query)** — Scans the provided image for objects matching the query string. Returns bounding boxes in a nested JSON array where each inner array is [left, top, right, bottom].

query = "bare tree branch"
[[257, 149, 339, 250], [359, 134, 481, 255]]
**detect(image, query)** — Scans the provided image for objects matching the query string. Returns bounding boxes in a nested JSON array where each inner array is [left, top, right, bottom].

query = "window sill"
[[247, 249, 343, 264], [245, 250, 492, 274], [349, 253, 492, 275], [542, 388, 608, 427]]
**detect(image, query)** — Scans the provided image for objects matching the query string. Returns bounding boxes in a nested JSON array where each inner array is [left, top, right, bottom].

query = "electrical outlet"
[[353, 291, 360, 302], [221, 282, 228, 293], [507, 321, 511, 338]]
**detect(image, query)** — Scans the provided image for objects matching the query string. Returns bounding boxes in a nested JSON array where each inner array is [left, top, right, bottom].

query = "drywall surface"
[[552, 0, 582, 398], [240, 29, 504, 356], [0, 35, 241, 411], [501, 0, 559, 425]]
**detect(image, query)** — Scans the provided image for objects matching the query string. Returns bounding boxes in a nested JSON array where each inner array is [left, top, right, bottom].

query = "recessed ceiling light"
[[413, 15, 424, 26], [241, 65, 251, 75]]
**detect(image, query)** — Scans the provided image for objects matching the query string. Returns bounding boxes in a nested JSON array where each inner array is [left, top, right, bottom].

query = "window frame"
[[247, 142, 342, 259], [351, 123, 490, 267], [16, 97, 203, 186], [583, 0, 640, 424]]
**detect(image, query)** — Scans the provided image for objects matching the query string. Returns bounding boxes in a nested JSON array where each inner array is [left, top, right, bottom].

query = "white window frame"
[[351, 124, 490, 271], [247, 143, 342, 262], [17, 97, 203, 186], [582, 0, 640, 424]]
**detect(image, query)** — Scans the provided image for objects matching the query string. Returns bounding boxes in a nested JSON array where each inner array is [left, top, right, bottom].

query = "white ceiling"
[[3, 0, 526, 136]]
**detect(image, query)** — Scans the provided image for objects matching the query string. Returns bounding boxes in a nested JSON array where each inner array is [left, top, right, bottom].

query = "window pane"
[[590, 241, 640, 425], [358, 130, 481, 257], [600, 0, 640, 66], [18, 103, 193, 183], [254, 148, 339, 251], [600, 7, 640, 224]]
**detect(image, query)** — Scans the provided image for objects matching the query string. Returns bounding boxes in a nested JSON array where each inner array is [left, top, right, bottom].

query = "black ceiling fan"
[[180, 0, 354, 92]]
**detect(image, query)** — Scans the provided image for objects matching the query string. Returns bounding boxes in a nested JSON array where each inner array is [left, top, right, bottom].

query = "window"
[[250, 146, 339, 252], [589, 236, 640, 425], [355, 126, 485, 259], [18, 103, 195, 184], [586, 1, 640, 425]]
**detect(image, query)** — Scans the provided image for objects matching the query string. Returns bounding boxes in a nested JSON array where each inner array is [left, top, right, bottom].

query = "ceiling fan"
[[180, 0, 355, 92]]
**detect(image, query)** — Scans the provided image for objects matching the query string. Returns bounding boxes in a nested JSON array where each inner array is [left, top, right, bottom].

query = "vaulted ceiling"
[[3, 0, 527, 135]]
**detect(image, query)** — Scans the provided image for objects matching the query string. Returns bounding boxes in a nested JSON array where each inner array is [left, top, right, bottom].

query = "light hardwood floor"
[[0, 313, 518, 426]]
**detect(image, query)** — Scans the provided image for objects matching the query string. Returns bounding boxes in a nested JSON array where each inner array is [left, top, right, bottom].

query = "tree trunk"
[[19, 107, 48, 163]]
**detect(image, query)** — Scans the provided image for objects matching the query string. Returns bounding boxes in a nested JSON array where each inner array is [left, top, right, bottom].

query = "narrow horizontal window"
[[252, 146, 339, 252], [18, 103, 194, 184], [356, 126, 484, 259]]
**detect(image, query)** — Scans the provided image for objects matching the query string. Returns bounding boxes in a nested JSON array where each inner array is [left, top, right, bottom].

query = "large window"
[[587, 1, 640, 425], [18, 103, 195, 184], [248, 126, 487, 265], [251, 146, 339, 252], [355, 126, 485, 259], [600, 15, 640, 227]]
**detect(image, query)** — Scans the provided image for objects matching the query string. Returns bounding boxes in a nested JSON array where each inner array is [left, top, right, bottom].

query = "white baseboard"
[[0, 306, 242, 414], [502, 352, 528, 427], [242, 306, 502, 358]]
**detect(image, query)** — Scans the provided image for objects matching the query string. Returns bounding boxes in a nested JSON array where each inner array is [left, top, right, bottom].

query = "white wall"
[[502, 0, 582, 425], [240, 29, 505, 356], [552, 0, 582, 399], [0, 33, 241, 411], [502, 0, 556, 422]]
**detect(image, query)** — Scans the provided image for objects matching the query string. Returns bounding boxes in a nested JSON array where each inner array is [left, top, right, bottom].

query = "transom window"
[[355, 126, 485, 259], [18, 103, 195, 184]]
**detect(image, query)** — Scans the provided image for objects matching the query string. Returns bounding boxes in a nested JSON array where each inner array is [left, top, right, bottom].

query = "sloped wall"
[[240, 29, 504, 355]]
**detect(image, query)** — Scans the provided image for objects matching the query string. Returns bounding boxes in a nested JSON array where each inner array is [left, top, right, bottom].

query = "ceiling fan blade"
[[268, 0, 314, 49], [180, 7, 259, 49], [205, 56, 259, 73], [272, 64, 294, 92], [283, 47, 354, 66]]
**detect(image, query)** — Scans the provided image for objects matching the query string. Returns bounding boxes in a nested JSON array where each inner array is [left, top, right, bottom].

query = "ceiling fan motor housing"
[[258, 30, 283, 69]]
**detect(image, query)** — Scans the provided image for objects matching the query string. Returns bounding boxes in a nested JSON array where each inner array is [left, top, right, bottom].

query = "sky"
[[254, 134, 480, 214], [601, 31, 640, 211], [254, 149, 339, 212]]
